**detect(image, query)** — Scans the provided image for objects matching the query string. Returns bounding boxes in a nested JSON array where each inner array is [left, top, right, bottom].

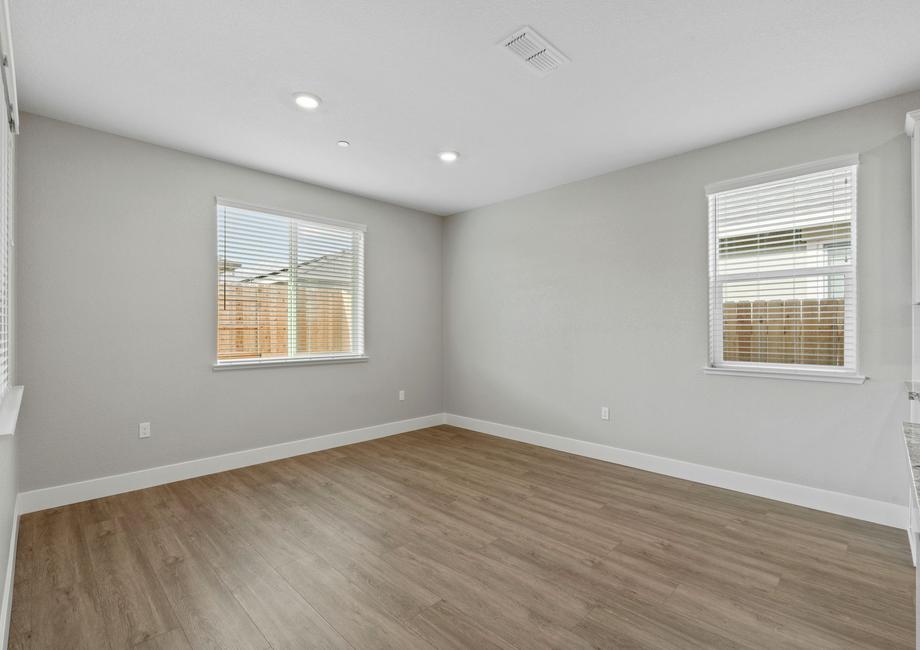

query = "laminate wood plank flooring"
[[8, 425, 915, 649]]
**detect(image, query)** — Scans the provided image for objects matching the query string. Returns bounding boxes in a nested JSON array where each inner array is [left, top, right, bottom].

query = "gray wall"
[[13, 89, 920, 508], [444, 91, 920, 505], [0, 433, 15, 636], [15, 113, 444, 491]]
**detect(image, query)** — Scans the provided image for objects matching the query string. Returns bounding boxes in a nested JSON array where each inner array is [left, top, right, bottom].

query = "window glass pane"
[[720, 275, 847, 366], [717, 223, 851, 276]]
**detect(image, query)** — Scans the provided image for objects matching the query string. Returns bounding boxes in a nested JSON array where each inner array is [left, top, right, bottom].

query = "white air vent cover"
[[499, 26, 569, 77]]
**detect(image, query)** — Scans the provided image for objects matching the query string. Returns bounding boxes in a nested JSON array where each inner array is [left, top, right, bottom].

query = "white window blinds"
[[216, 201, 365, 366], [707, 158, 858, 377], [0, 104, 11, 398]]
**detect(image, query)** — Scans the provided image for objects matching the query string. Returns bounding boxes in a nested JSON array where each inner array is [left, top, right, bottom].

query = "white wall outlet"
[[398, 390, 406, 401], [600, 407, 610, 421], [139, 422, 151, 438]]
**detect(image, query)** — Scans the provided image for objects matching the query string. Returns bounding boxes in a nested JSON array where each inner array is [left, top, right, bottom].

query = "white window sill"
[[0, 385, 24, 436], [702, 366, 866, 384], [213, 355, 369, 371]]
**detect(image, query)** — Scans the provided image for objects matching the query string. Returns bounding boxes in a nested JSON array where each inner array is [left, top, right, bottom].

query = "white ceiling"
[[11, 0, 920, 215]]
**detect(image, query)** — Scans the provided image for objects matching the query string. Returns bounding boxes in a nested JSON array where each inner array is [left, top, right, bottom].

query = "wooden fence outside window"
[[722, 298, 845, 366], [217, 282, 352, 360]]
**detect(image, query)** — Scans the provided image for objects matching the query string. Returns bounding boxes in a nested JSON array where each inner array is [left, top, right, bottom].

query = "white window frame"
[[0, 0, 22, 436], [703, 155, 865, 384], [212, 198, 368, 370]]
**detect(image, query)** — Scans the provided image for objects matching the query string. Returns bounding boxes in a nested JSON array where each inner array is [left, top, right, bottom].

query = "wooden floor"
[[8, 426, 915, 649]]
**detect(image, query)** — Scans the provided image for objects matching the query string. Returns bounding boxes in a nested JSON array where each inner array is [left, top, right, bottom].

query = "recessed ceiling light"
[[337, 140, 350, 148], [438, 151, 459, 163], [293, 92, 321, 110]]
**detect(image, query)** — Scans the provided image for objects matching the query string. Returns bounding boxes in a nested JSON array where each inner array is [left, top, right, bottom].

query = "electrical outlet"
[[600, 407, 610, 421], [139, 422, 151, 439], [398, 390, 405, 401]]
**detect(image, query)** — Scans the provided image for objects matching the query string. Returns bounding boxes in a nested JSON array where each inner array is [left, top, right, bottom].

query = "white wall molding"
[[0, 493, 20, 650], [905, 108, 920, 135], [18, 413, 447, 514], [445, 413, 907, 529]]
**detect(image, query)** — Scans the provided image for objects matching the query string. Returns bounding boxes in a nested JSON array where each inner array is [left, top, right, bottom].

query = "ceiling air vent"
[[499, 26, 569, 77]]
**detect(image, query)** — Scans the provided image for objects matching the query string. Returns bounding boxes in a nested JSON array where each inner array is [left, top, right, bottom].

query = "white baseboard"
[[0, 493, 20, 650], [18, 413, 447, 514], [445, 413, 907, 530], [13, 410, 907, 527]]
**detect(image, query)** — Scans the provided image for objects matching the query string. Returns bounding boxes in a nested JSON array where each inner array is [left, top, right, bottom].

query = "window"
[[216, 200, 366, 367], [0, 21, 21, 434], [706, 156, 862, 382]]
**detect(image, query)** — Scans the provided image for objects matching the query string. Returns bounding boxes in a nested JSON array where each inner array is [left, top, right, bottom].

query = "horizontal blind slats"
[[0, 118, 10, 399], [709, 164, 857, 371], [217, 203, 365, 363]]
